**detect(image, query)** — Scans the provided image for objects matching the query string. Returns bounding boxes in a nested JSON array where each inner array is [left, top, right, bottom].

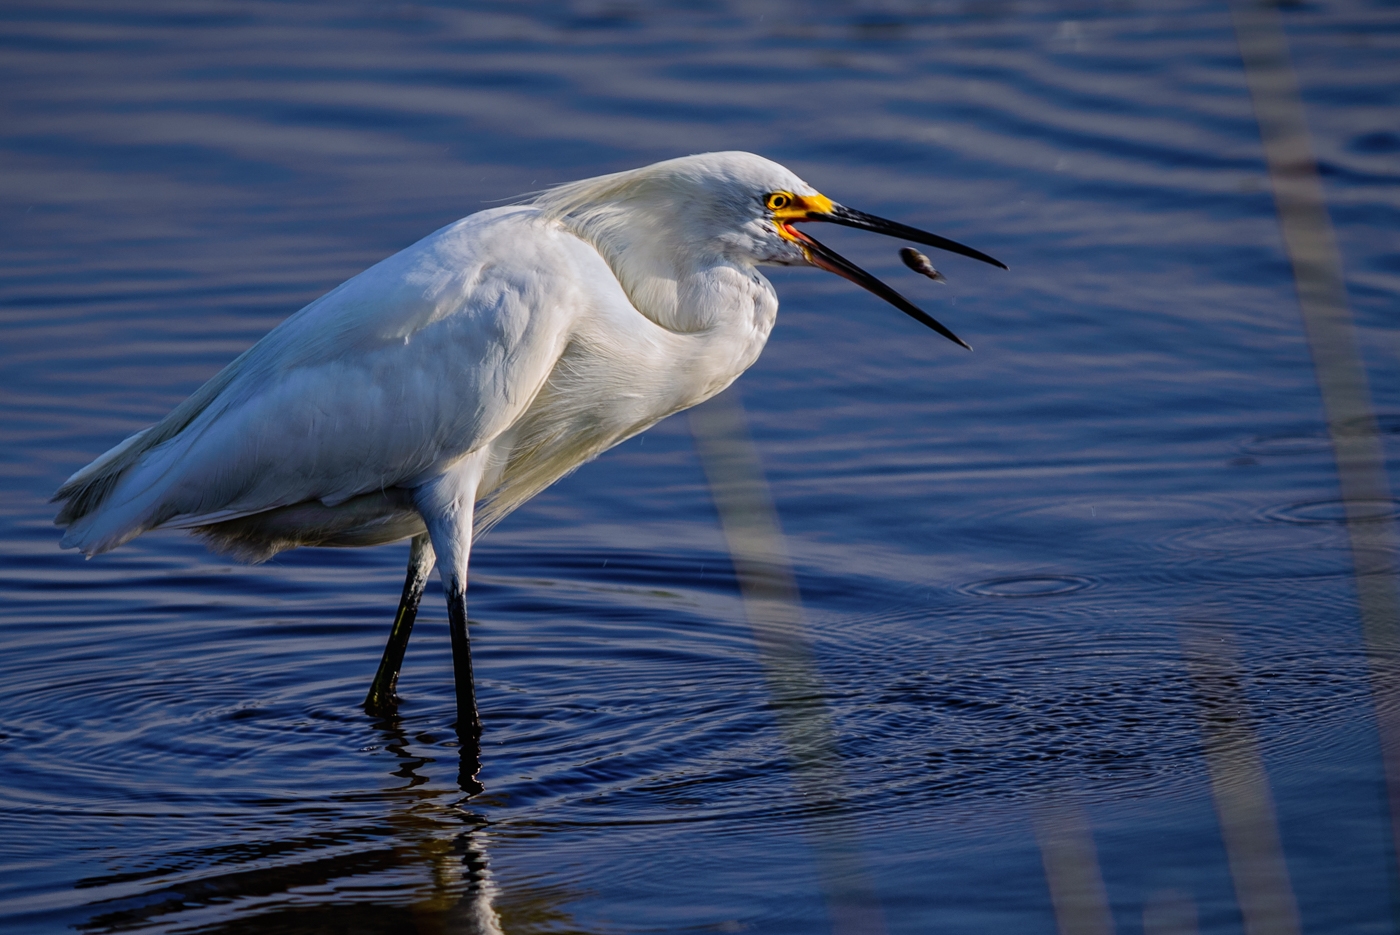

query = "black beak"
[[790, 204, 1006, 351], [812, 204, 1007, 270]]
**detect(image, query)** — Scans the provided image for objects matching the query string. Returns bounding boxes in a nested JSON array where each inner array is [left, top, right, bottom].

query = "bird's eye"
[[765, 192, 792, 211]]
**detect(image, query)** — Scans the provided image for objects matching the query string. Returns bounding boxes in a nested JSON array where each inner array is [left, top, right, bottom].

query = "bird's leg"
[[445, 576, 481, 738], [364, 532, 436, 716], [414, 464, 486, 793], [446, 576, 484, 795], [442, 550, 485, 795]]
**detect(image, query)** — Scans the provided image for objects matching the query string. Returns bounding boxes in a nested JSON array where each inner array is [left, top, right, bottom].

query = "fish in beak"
[[769, 192, 1005, 351]]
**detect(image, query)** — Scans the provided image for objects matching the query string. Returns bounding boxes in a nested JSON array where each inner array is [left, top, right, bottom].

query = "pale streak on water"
[[1, 1, 1398, 932]]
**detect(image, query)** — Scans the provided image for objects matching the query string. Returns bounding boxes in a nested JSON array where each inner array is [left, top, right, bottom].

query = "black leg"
[[445, 577, 481, 737], [410, 473, 484, 794], [445, 577, 484, 794], [365, 533, 435, 715]]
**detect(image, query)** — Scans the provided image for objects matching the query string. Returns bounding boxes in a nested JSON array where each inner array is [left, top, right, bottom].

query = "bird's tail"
[[53, 351, 248, 554], [52, 428, 151, 529], [52, 438, 185, 556]]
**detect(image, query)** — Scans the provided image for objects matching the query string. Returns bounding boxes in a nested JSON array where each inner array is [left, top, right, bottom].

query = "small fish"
[[900, 247, 946, 283]]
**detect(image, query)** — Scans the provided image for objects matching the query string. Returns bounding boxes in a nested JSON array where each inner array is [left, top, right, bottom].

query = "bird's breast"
[[471, 259, 778, 531]]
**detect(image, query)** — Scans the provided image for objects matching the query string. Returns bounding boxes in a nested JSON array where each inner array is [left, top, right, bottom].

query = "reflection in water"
[[72, 717, 517, 934], [1033, 803, 1115, 935], [1143, 889, 1200, 935], [692, 391, 885, 935], [1227, 0, 1400, 902], [1182, 620, 1301, 935]]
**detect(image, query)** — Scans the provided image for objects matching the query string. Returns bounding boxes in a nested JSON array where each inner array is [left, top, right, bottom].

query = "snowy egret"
[[53, 151, 1003, 740]]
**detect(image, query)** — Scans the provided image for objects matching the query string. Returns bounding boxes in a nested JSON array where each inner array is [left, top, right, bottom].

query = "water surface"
[[2, 1, 1399, 932]]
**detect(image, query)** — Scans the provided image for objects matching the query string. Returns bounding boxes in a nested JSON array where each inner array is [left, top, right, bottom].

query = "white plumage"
[[53, 150, 1002, 737]]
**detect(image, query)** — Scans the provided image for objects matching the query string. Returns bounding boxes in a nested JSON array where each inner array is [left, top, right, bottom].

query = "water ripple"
[[959, 574, 1097, 598], [1263, 498, 1400, 525], [3, 0, 1398, 930]]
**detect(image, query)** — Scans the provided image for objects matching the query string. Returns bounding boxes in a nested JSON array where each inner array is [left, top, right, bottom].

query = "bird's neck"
[[566, 209, 778, 408], [558, 203, 755, 335]]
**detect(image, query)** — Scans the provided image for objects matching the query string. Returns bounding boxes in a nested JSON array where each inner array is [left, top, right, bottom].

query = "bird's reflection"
[[69, 712, 579, 934], [367, 711, 498, 933], [367, 655, 486, 796], [458, 721, 486, 797]]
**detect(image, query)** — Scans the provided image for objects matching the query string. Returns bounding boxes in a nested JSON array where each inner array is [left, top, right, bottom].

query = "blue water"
[[2, 1, 1399, 932]]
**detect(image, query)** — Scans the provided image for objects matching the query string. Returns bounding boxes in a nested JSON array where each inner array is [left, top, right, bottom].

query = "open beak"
[[777, 197, 1005, 351]]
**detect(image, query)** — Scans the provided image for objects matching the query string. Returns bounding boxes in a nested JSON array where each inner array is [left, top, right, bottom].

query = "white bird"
[[53, 151, 1004, 747]]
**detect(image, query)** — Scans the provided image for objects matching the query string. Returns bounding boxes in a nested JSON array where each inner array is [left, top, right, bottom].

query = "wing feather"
[[56, 206, 591, 555]]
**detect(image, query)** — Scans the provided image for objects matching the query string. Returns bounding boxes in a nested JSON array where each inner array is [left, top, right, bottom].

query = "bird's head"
[[536, 152, 1004, 348]]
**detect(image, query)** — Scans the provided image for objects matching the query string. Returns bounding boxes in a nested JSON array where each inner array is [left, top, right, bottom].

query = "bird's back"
[[54, 206, 609, 556]]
